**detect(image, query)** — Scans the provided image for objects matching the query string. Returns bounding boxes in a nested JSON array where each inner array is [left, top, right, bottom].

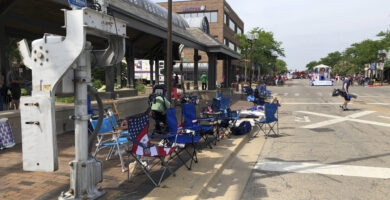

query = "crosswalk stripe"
[[294, 93, 300, 97], [284, 93, 288, 97], [255, 161, 390, 179]]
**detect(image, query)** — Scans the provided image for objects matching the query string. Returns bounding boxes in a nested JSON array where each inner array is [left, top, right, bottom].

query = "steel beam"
[[126, 40, 135, 88]]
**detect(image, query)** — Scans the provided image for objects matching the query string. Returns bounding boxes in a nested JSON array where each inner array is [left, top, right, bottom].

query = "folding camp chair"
[[107, 109, 129, 137], [152, 107, 201, 170], [127, 111, 176, 187], [90, 117, 128, 172], [254, 103, 279, 138], [182, 103, 217, 148]]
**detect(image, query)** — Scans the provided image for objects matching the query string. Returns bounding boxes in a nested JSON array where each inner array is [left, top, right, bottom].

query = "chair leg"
[[115, 142, 126, 172], [132, 154, 159, 187]]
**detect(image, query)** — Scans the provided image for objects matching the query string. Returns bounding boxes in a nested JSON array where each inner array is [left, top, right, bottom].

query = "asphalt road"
[[241, 79, 390, 200]]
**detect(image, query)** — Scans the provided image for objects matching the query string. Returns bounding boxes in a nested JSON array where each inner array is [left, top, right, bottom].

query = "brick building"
[[158, 0, 244, 85]]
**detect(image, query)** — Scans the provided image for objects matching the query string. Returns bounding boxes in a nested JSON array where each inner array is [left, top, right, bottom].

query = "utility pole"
[[167, 0, 173, 102]]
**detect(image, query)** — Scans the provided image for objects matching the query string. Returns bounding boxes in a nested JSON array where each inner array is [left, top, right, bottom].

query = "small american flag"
[[127, 113, 174, 157]]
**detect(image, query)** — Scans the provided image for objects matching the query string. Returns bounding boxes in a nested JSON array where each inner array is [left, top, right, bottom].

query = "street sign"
[[68, 0, 86, 8]]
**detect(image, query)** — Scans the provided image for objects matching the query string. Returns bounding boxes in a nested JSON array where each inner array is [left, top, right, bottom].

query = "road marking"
[[295, 116, 311, 122], [317, 92, 323, 97], [255, 161, 390, 179], [294, 93, 300, 97], [367, 103, 390, 105], [284, 93, 288, 97], [295, 111, 390, 129], [379, 116, 390, 120], [284, 103, 343, 105]]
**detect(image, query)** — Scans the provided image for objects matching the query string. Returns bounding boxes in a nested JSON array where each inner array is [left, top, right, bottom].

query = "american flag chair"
[[126, 111, 176, 187]]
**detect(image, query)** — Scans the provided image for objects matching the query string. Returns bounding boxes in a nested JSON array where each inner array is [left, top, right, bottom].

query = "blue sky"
[[152, 0, 390, 71]]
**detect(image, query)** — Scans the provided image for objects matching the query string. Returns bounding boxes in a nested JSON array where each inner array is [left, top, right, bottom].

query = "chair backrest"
[[153, 84, 166, 96], [166, 107, 178, 134], [182, 103, 196, 128], [90, 117, 115, 134], [264, 103, 278, 123], [87, 96, 94, 116], [127, 112, 150, 144], [211, 98, 221, 111], [220, 98, 230, 111], [107, 110, 118, 128]]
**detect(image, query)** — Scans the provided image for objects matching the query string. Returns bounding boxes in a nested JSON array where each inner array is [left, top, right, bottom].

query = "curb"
[[144, 128, 257, 200], [195, 130, 254, 199]]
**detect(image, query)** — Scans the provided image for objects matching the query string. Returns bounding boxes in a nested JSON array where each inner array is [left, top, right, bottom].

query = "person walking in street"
[[274, 75, 278, 86], [7, 62, 23, 110], [340, 75, 352, 111], [201, 72, 207, 90]]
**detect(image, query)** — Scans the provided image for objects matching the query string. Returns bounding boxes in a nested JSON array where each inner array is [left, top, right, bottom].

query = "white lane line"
[[296, 111, 387, 129], [379, 116, 390, 120], [284, 93, 288, 97], [294, 93, 300, 97], [367, 103, 390, 105], [284, 103, 343, 105], [255, 161, 390, 179], [273, 93, 279, 96]]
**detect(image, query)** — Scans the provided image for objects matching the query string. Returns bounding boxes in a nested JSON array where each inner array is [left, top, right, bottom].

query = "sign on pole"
[[68, 0, 87, 9]]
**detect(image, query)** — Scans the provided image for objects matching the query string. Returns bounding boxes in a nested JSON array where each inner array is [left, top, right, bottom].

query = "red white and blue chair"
[[126, 111, 176, 186]]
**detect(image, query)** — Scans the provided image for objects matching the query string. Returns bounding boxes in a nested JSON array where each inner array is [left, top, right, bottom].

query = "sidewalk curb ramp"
[[144, 128, 259, 200]]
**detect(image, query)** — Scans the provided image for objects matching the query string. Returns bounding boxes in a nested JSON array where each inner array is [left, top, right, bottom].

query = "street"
[[242, 79, 390, 200]]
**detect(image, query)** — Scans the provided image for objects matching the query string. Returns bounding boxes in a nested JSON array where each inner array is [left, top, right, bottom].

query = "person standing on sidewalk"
[[201, 72, 207, 90], [274, 75, 278, 86], [7, 62, 23, 110], [340, 75, 352, 111]]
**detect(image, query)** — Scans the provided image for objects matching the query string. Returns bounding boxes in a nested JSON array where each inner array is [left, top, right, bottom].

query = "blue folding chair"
[[182, 103, 216, 149], [165, 107, 201, 170], [254, 103, 279, 138], [90, 117, 128, 172]]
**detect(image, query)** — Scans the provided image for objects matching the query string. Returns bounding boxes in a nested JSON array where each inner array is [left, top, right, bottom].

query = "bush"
[[92, 79, 103, 89], [55, 96, 75, 103], [136, 83, 146, 94]]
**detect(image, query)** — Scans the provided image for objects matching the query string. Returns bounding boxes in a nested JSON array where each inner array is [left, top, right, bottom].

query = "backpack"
[[232, 121, 252, 135]]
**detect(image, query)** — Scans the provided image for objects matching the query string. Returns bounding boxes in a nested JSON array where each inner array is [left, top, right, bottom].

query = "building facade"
[[158, 0, 244, 84]]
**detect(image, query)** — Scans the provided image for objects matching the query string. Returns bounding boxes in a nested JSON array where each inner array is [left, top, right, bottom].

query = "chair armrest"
[[114, 126, 128, 131], [98, 131, 119, 136]]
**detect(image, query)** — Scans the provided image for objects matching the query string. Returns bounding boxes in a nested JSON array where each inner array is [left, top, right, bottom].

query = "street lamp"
[[246, 32, 258, 87]]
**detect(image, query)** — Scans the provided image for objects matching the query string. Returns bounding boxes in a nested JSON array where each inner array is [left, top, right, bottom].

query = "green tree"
[[305, 61, 320, 72], [275, 59, 288, 74], [235, 27, 285, 76], [320, 51, 342, 67]]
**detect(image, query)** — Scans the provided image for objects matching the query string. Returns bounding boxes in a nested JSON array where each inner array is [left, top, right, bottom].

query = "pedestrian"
[[236, 74, 240, 83], [174, 73, 179, 87], [201, 72, 207, 90], [340, 75, 352, 111], [0, 73, 5, 111], [274, 75, 278, 86], [7, 62, 23, 110]]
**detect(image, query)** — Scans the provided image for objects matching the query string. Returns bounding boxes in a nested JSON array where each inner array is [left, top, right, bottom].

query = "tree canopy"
[[305, 29, 390, 75], [235, 27, 285, 75]]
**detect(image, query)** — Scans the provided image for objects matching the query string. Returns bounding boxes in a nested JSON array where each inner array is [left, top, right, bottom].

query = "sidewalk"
[[0, 95, 256, 200]]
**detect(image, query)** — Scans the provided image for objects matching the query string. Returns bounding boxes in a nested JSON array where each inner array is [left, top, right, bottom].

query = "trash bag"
[[232, 121, 252, 135], [332, 88, 341, 97]]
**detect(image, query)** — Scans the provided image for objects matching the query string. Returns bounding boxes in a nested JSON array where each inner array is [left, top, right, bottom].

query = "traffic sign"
[[68, 0, 86, 8]]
